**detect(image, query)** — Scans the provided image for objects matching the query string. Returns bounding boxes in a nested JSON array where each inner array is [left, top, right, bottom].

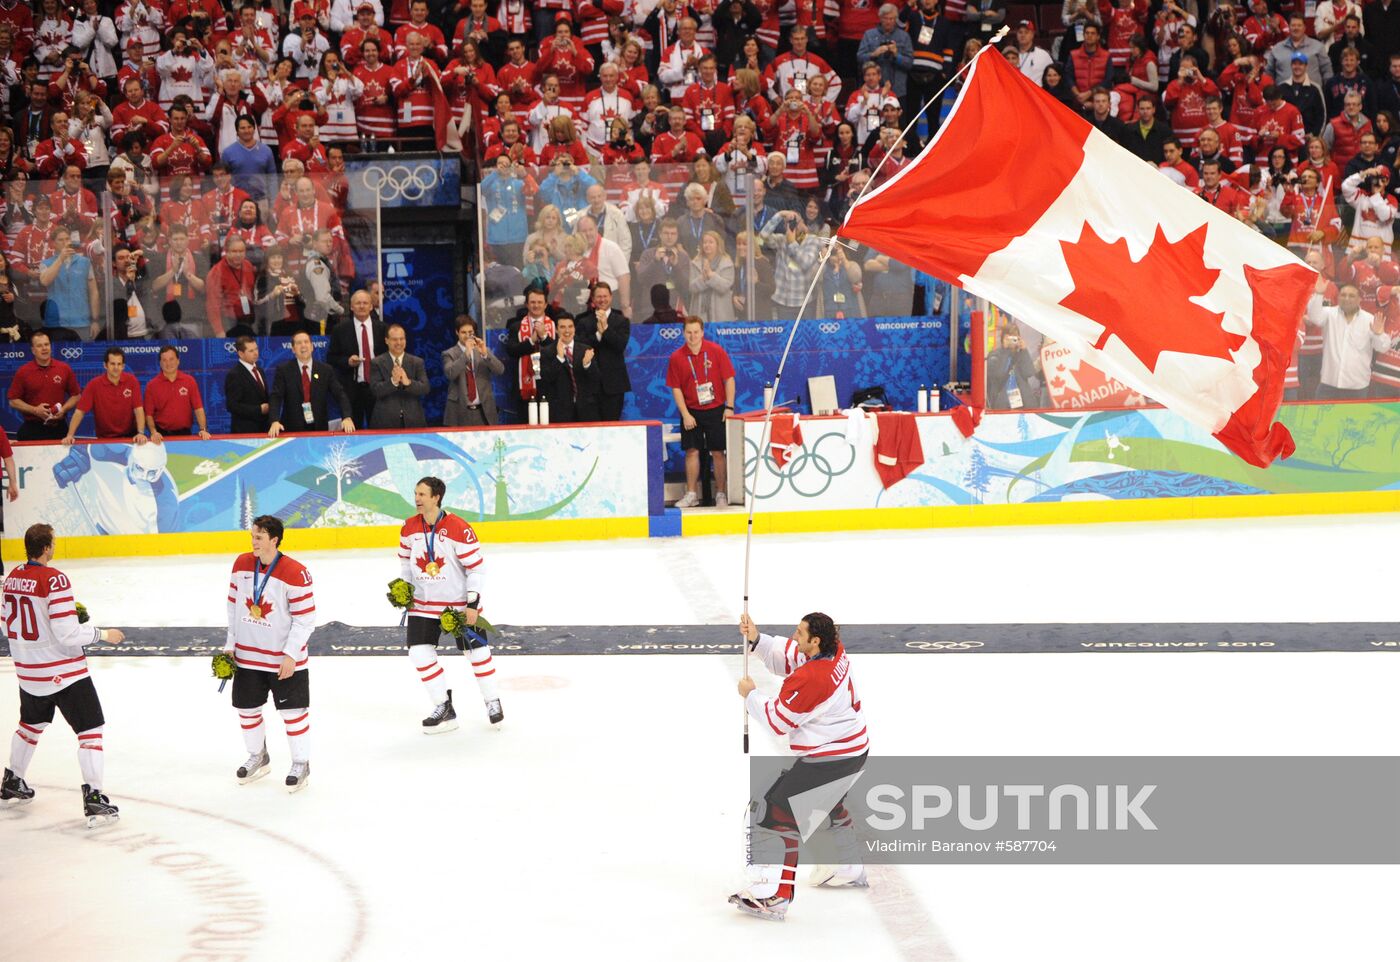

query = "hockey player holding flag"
[[731, 612, 869, 922], [396, 476, 502, 732], [2, 523, 126, 826]]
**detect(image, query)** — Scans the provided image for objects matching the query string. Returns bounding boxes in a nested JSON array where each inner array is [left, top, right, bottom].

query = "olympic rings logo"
[[62, 347, 82, 360], [818, 322, 840, 334], [361, 163, 440, 201], [743, 428, 855, 501], [659, 327, 681, 340], [905, 641, 985, 651], [223, 341, 237, 353]]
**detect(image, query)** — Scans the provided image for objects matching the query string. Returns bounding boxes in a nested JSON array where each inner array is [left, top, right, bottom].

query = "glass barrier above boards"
[[477, 158, 939, 327]]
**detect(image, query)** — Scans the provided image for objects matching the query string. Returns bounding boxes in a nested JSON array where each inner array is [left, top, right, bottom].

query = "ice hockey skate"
[[82, 784, 119, 828], [810, 865, 869, 888], [285, 762, 310, 793], [486, 698, 504, 725], [422, 689, 458, 734], [728, 890, 789, 922], [237, 748, 271, 784], [1, 768, 34, 803]]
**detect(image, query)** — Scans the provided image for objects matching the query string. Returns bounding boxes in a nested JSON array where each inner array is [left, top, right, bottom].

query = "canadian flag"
[[838, 47, 1316, 468]]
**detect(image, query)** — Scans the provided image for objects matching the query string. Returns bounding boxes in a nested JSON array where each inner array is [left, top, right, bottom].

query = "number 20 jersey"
[[3, 563, 103, 696]]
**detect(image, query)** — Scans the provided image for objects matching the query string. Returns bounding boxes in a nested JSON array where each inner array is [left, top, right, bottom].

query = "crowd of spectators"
[[11, 0, 1400, 408]]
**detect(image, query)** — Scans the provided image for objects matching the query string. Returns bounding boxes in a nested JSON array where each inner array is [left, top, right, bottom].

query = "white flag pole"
[[740, 26, 1009, 754]]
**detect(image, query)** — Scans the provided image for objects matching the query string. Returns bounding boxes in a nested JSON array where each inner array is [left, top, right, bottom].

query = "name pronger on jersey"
[[4, 563, 103, 696], [225, 553, 316, 673], [398, 513, 484, 619]]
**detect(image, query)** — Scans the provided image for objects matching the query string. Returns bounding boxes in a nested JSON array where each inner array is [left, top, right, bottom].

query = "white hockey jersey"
[[4, 562, 103, 697], [398, 512, 484, 620], [225, 552, 316, 673], [746, 633, 869, 759]]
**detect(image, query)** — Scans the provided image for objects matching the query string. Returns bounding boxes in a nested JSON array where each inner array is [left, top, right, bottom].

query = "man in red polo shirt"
[[145, 345, 211, 442], [7, 331, 82, 441], [666, 316, 735, 509], [62, 348, 149, 446]]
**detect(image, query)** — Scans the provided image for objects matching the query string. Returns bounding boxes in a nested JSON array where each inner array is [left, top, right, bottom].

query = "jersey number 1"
[[4, 596, 39, 642]]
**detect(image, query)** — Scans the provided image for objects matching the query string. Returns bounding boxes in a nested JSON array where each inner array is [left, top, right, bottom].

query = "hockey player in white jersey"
[[225, 515, 317, 792], [2, 523, 127, 826], [731, 611, 870, 922], [396, 476, 502, 732]]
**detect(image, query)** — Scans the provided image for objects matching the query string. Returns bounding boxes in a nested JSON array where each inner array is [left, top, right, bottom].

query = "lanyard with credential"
[[687, 350, 712, 384], [251, 552, 281, 619]]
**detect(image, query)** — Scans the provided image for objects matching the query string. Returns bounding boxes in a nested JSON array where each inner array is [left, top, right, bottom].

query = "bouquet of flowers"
[[386, 578, 414, 609], [212, 650, 237, 693], [75, 602, 89, 624], [440, 607, 495, 651]]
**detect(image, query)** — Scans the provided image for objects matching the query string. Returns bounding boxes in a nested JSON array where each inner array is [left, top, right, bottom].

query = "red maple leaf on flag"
[[1059, 223, 1247, 373]]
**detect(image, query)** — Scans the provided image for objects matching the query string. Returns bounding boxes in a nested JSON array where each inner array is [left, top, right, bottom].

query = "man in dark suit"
[[268, 330, 357, 436], [223, 335, 271, 434], [326, 290, 386, 429], [443, 315, 504, 426], [538, 316, 601, 423], [369, 324, 430, 429], [573, 282, 631, 421]]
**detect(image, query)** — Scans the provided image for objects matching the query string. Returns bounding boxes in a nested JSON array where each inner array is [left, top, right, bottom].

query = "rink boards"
[[8, 400, 1400, 560]]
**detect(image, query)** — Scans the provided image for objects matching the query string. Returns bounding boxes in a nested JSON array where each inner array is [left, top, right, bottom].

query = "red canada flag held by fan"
[[838, 47, 1316, 468]]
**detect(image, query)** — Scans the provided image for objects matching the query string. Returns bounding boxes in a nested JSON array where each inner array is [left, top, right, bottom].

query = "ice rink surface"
[[3, 513, 1399, 962]]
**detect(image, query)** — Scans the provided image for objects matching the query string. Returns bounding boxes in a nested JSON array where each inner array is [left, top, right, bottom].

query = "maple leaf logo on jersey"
[[170, 65, 194, 84], [1059, 223, 1246, 373], [414, 555, 443, 576], [245, 598, 273, 621]]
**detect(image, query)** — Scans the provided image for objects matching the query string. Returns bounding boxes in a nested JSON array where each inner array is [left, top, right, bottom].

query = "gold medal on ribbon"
[[249, 604, 263, 620], [425, 561, 440, 576]]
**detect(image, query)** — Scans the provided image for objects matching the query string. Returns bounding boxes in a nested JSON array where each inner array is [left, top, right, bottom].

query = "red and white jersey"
[[4, 562, 103, 697], [581, 86, 637, 148], [389, 55, 441, 127], [393, 19, 447, 62], [397, 512, 484, 620], [657, 40, 709, 100], [354, 63, 397, 137], [312, 74, 364, 141], [225, 552, 316, 674], [746, 633, 869, 759], [763, 51, 841, 104]]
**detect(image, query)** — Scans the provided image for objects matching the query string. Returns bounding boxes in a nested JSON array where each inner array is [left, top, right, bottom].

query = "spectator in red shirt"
[[110, 75, 170, 146], [63, 346, 148, 444], [206, 235, 258, 337], [145, 344, 211, 440], [535, 15, 595, 115], [666, 316, 735, 509], [682, 53, 735, 154], [1197, 158, 1250, 217], [651, 105, 706, 164], [1159, 137, 1200, 188], [6, 330, 81, 441]]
